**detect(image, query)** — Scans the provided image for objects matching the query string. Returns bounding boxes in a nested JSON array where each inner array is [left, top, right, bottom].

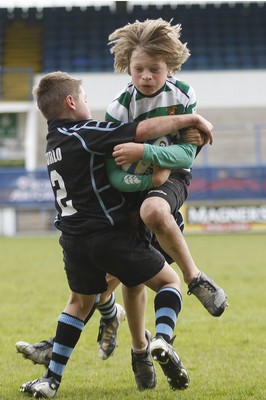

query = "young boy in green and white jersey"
[[106, 18, 227, 314]]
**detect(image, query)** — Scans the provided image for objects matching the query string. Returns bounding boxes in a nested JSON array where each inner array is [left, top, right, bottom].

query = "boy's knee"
[[141, 201, 170, 230], [141, 206, 164, 227]]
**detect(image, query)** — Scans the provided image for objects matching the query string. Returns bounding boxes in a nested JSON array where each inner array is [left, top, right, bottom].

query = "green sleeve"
[[142, 143, 197, 169], [106, 156, 154, 192]]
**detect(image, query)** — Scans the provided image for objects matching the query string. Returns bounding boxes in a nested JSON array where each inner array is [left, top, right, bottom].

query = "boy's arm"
[[143, 142, 197, 169], [106, 156, 154, 192], [135, 114, 213, 144], [113, 142, 197, 169]]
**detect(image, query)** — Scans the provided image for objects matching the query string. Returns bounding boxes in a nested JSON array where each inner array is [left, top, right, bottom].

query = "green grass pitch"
[[0, 233, 265, 399]]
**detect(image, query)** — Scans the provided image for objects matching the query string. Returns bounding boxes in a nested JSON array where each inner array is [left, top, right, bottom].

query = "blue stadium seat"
[[1, 3, 265, 72]]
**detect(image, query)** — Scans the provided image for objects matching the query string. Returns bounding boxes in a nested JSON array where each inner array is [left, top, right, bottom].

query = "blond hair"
[[32, 71, 82, 120], [108, 18, 190, 74]]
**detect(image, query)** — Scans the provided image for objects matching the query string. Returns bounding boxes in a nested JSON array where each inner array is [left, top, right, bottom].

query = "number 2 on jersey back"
[[50, 170, 77, 216]]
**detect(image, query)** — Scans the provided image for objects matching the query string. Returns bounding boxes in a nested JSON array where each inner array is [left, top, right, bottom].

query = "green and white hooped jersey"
[[105, 77, 198, 193], [105, 76, 197, 124]]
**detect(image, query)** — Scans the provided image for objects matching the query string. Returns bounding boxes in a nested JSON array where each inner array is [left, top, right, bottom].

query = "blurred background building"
[[0, 0, 265, 234]]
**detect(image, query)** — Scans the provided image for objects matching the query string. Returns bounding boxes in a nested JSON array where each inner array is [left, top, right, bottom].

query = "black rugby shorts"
[[145, 175, 189, 219], [59, 223, 165, 295]]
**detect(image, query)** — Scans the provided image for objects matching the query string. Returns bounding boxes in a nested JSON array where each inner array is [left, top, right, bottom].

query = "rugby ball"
[[122, 134, 173, 175]]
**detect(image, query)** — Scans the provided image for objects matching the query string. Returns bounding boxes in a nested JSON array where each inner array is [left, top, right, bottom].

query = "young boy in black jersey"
[[19, 71, 214, 398]]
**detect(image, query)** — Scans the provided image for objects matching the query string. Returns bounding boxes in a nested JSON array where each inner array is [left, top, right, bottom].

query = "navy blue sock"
[[96, 292, 116, 321], [154, 287, 182, 343], [47, 313, 84, 383]]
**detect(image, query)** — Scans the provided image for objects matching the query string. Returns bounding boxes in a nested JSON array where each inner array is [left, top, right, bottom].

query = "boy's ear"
[[66, 95, 75, 109]]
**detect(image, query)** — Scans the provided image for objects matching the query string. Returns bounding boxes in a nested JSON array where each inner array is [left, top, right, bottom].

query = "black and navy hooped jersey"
[[46, 118, 138, 235]]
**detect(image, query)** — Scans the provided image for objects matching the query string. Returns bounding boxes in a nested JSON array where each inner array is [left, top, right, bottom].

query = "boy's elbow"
[[184, 158, 194, 168], [152, 176, 164, 187], [184, 147, 196, 168], [135, 128, 145, 142], [135, 121, 153, 142], [181, 153, 194, 168]]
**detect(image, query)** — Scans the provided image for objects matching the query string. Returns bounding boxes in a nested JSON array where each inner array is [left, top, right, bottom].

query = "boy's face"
[[74, 86, 92, 120], [129, 49, 171, 96]]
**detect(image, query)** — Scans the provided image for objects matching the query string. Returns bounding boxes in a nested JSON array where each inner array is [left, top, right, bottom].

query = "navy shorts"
[[145, 174, 190, 219], [123, 174, 190, 219], [59, 223, 165, 295]]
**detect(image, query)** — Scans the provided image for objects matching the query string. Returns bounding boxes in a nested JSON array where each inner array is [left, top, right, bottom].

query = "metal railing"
[[194, 123, 266, 167]]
